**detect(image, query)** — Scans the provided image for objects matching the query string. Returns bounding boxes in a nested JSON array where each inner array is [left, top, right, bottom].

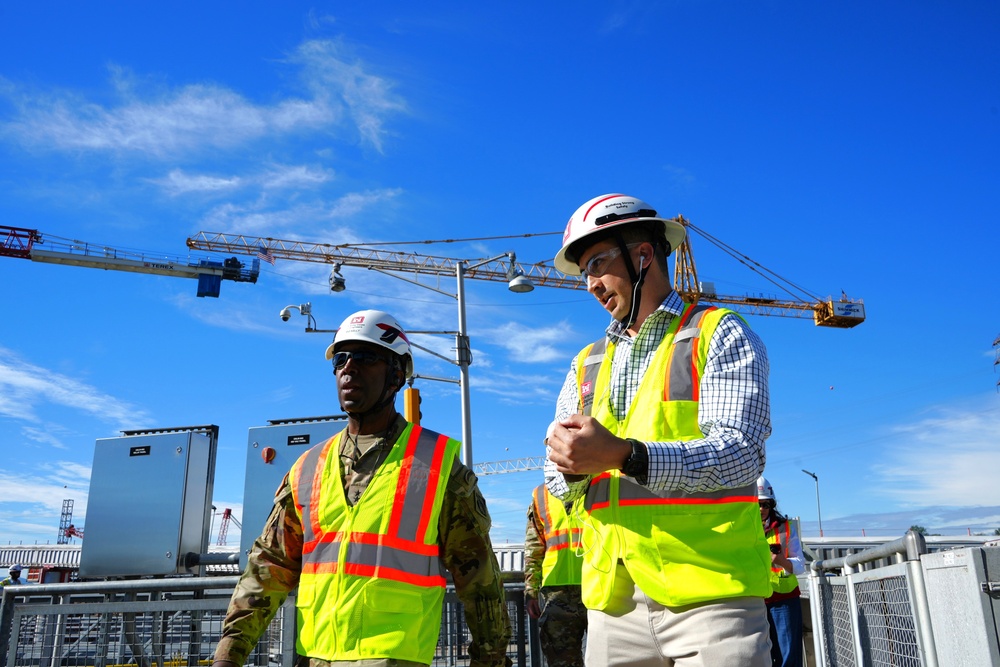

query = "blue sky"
[[2, 2, 999, 549]]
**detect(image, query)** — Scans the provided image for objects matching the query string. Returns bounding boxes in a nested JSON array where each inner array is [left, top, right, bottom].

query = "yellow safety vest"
[[574, 303, 772, 609], [289, 423, 459, 663], [533, 486, 583, 587], [765, 521, 800, 595]]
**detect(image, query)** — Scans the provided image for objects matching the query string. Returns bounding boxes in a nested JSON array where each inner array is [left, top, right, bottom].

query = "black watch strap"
[[622, 438, 649, 485]]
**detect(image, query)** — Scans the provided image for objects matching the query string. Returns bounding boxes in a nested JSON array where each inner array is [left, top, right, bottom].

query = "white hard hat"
[[554, 193, 686, 275], [324, 309, 413, 379], [756, 476, 775, 502], [9, 564, 22, 573]]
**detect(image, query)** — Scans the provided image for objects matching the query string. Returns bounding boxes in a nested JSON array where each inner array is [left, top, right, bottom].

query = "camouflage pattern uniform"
[[215, 415, 512, 667], [524, 496, 587, 667]]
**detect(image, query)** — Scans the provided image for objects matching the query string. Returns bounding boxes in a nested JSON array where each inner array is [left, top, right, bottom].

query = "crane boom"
[[473, 456, 546, 476], [185, 217, 864, 327], [2, 225, 259, 298], [186, 231, 586, 290]]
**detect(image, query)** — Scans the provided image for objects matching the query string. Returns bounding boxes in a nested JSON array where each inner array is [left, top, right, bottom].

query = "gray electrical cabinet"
[[79, 426, 217, 578], [921, 546, 1000, 666], [240, 416, 346, 570]]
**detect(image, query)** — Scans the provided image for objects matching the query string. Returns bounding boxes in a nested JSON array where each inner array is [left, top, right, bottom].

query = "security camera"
[[279, 307, 292, 322], [329, 264, 346, 293]]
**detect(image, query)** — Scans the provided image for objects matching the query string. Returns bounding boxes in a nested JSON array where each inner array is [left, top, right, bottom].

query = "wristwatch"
[[621, 438, 648, 485]]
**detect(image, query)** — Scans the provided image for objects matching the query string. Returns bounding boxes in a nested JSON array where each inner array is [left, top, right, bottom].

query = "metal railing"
[[1, 577, 541, 667], [808, 530, 936, 667]]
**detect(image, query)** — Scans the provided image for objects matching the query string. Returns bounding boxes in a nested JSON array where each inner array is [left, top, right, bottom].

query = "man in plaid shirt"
[[545, 193, 774, 667]]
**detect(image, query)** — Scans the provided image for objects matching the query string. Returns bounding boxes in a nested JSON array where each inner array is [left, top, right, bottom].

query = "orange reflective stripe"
[[546, 527, 583, 551], [343, 562, 446, 588], [619, 494, 757, 507], [416, 433, 450, 542]]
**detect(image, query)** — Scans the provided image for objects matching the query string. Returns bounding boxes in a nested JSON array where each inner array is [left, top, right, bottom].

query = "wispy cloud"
[[196, 188, 402, 238], [874, 399, 1000, 507], [0, 347, 151, 427], [0, 38, 406, 157], [153, 169, 243, 195], [480, 321, 572, 364], [288, 39, 408, 153]]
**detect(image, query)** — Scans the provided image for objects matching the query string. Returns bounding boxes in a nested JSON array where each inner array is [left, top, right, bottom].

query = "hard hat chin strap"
[[615, 234, 650, 330]]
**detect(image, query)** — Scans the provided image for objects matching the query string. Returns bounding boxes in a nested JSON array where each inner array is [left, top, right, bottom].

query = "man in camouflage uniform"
[[213, 309, 511, 667], [524, 485, 587, 667]]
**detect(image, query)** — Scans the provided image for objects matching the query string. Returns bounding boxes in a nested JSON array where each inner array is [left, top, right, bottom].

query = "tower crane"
[[216, 508, 242, 546], [186, 218, 863, 464], [1, 225, 259, 298], [185, 216, 865, 326]]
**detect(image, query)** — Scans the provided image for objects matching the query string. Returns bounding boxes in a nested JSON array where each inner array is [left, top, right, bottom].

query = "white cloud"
[[480, 321, 571, 364], [154, 169, 243, 195], [288, 39, 408, 153], [1, 38, 406, 157], [196, 188, 402, 238], [0, 347, 150, 427], [260, 164, 333, 190], [873, 399, 1000, 507]]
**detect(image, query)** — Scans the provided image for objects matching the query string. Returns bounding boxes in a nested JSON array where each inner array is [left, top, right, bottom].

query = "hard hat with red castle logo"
[[324, 309, 414, 379]]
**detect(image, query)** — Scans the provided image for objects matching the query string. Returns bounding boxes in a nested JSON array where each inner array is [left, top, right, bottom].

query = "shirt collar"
[[605, 290, 686, 338]]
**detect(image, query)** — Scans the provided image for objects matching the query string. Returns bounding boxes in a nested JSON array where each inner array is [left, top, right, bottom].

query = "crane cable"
[[685, 222, 826, 303]]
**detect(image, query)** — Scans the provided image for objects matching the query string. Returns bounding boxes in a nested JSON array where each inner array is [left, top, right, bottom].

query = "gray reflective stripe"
[[585, 476, 756, 507], [546, 533, 573, 550], [295, 437, 335, 545], [306, 538, 342, 564], [348, 541, 442, 577], [666, 304, 716, 401], [392, 427, 448, 543], [579, 337, 607, 416]]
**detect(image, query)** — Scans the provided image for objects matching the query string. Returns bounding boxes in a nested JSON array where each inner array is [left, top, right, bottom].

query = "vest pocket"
[[647, 505, 765, 605]]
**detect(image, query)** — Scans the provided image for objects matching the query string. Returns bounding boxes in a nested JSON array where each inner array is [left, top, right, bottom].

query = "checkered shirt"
[[546, 290, 770, 497]]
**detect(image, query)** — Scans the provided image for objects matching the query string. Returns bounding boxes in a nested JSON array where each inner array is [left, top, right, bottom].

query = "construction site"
[[3, 219, 999, 667]]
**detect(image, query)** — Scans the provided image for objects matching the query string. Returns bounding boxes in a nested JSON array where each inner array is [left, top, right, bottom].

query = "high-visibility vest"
[[532, 486, 583, 587], [765, 520, 800, 595], [289, 424, 459, 663], [574, 303, 772, 609]]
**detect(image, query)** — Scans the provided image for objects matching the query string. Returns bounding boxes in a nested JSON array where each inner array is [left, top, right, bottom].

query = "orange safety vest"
[[533, 486, 583, 587], [289, 424, 459, 663], [765, 520, 800, 596]]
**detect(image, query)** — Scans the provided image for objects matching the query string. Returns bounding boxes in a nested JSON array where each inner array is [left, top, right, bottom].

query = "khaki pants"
[[585, 563, 771, 667]]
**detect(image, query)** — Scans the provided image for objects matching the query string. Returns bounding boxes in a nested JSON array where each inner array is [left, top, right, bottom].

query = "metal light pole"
[[361, 253, 533, 466], [802, 469, 823, 537]]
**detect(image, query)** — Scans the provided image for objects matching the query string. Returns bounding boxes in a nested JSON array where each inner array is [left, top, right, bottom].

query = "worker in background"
[[524, 484, 587, 667], [1, 564, 23, 586], [213, 309, 512, 667], [758, 477, 806, 667], [545, 193, 773, 666]]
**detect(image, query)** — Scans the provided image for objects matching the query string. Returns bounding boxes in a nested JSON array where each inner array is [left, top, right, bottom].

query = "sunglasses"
[[579, 243, 641, 279], [331, 350, 389, 370]]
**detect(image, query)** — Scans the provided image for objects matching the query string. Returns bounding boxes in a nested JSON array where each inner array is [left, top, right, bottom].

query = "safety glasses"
[[579, 243, 641, 279], [331, 350, 389, 370]]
